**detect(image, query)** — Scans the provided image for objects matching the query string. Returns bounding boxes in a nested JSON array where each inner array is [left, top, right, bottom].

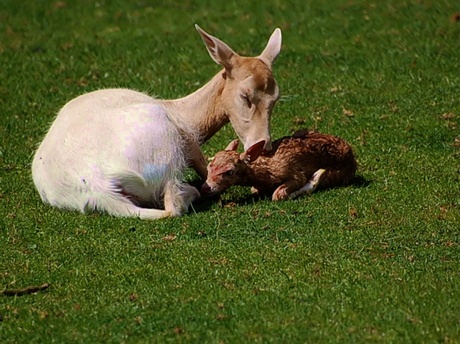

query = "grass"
[[1, 0, 459, 342]]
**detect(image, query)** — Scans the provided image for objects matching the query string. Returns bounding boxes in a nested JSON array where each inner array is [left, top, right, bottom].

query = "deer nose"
[[200, 182, 213, 196], [263, 141, 272, 153]]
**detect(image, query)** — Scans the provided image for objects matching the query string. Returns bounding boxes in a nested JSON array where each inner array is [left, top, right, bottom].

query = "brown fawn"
[[202, 129, 357, 200]]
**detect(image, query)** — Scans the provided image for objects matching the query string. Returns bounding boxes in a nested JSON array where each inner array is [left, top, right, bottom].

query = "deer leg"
[[190, 146, 207, 179], [288, 169, 326, 200], [163, 181, 200, 217], [184, 136, 207, 179], [250, 187, 262, 195], [272, 180, 306, 201]]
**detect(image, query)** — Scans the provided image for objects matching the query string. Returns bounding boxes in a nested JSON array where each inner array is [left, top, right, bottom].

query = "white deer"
[[32, 25, 282, 219]]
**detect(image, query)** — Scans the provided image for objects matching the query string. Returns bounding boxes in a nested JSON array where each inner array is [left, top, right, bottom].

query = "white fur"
[[32, 26, 282, 219], [32, 89, 190, 219]]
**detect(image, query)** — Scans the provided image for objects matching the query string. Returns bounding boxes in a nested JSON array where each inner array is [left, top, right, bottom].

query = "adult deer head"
[[195, 25, 282, 152]]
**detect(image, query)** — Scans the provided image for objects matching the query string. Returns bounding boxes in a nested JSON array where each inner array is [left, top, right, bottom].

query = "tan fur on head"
[[201, 150, 242, 196]]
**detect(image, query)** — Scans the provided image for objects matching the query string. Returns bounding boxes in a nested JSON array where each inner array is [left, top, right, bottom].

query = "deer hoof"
[[272, 186, 289, 201]]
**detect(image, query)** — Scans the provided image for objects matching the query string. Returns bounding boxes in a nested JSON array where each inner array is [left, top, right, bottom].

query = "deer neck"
[[240, 158, 276, 189], [161, 71, 229, 144], [235, 163, 260, 187]]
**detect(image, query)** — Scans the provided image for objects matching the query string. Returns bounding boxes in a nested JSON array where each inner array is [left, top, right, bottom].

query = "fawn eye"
[[224, 170, 235, 177], [240, 93, 252, 108]]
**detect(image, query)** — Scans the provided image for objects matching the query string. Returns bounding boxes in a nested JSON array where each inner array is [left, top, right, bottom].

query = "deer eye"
[[224, 169, 235, 177], [240, 93, 252, 108]]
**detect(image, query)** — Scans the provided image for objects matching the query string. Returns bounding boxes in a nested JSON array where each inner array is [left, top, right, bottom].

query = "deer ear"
[[196, 25, 236, 71], [240, 140, 265, 163], [225, 139, 240, 151], [259, 28, 282, 67]]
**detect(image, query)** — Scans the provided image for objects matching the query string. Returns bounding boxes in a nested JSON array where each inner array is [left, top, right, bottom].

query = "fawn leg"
[[272, 180, 306, 201], [288, 169, 326, 200]]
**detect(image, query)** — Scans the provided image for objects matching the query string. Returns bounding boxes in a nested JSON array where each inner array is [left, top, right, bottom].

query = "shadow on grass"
[[191, 174, 373, 210], [350, 174, 372, 188]]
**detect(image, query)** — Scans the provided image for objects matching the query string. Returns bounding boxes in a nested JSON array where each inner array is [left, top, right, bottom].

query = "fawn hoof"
[[272, 186, 289, 201], [312, 169, 326, 184]]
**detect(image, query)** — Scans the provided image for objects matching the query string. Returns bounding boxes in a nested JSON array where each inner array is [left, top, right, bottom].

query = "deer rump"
[[32, 94, 189, 219], [202, 129, 357, 201], [259, 129, 357, 192]]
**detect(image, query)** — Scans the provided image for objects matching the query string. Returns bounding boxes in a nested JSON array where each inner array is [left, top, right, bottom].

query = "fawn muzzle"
[[200, 182, 217, 197]]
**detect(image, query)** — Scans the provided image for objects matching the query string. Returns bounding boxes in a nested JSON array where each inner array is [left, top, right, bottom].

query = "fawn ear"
[[240, 140, 265, 163], [196, 25, 236, 71], [225, 139, 240, 151]]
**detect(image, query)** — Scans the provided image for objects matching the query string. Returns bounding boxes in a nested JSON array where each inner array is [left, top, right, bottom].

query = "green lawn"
[[1, 0, 459, 342]]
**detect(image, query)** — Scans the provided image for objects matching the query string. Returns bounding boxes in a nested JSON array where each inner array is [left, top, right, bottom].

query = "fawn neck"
[[235, 162, 261, 187], [240, 157, 276, 188]]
